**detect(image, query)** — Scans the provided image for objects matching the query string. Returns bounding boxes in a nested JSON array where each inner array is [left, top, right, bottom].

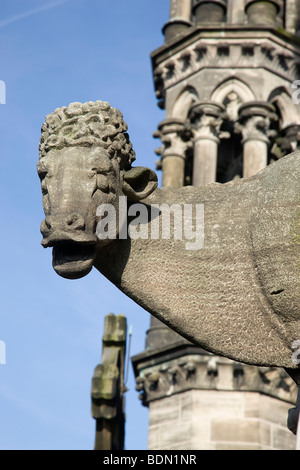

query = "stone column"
[[237, 102, 277, 178], [285, 0, 300, 36], [193, 0, 227, 24], [245, 0, 280, 26], [163, 0, 193, 43], [154, 118, 190, 188], [169, 0, 192, 21], [227, 0, 246, 24], [188, 102, 226, 187]]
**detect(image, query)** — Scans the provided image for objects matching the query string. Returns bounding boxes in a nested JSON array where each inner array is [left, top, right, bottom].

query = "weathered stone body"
[[38, 101, 300, 374], [96, 152, 300, 370]]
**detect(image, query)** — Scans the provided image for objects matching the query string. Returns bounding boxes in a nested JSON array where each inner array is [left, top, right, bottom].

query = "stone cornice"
[[235, 101, 278, 144], [152, 25, 300, 65], [133, 348, 298, 407], [152, 35, 300, 104]]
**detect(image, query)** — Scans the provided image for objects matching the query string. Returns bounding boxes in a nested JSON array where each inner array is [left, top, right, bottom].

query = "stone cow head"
[[37, 101, 157, 279]]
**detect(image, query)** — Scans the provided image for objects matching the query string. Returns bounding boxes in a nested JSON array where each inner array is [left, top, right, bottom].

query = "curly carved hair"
[[39, 100, 136, 170]]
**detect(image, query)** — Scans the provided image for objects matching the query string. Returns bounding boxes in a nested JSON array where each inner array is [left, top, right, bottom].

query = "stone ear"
[[122, 167, 158, 201]]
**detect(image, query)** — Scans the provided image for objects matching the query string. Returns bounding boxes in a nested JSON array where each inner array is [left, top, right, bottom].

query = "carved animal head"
[[38, 101, 157, 280]]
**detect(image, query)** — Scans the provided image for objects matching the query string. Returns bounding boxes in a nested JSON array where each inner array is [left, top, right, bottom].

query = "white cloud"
[[0, 0, 71, 29]]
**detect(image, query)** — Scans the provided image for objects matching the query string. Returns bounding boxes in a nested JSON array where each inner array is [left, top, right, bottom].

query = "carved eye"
[[37, 162, 48, 181], [97, 174, 109, 193]]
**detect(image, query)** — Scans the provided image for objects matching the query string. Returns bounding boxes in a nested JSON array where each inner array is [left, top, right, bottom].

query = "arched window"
[[171, 86, 199, 120]]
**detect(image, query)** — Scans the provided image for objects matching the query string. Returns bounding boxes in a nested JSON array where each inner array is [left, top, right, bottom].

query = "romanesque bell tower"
[[132, 0, 300, 450]]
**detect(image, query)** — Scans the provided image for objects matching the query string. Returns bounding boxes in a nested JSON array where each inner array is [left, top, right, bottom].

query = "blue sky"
[[0, 0, 169, 450]]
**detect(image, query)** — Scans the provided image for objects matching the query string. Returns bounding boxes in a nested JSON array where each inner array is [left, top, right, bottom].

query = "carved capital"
[[188, 102, 229, 143], [154, 118, 192, 162], [272, 124, 300, 159], [236, 101, 277, 144]]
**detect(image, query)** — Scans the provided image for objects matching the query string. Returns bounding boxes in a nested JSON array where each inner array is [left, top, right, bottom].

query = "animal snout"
[[43, 214, 86, 233], [40, 213, 97, 248]]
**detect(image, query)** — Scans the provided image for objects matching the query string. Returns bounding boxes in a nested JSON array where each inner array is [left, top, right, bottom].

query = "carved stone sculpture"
[[91, 313, 127, 450], [38, 101, 300, 388]]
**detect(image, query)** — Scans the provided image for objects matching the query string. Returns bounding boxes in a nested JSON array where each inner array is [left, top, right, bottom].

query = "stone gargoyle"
[[37, 101, 300, 393]]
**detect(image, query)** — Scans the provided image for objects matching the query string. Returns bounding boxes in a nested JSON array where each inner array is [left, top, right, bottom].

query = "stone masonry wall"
[[148, 390, 296, 450]]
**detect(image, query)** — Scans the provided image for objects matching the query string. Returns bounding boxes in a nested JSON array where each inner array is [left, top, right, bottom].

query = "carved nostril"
[[45, 218, 52, 230], [65, 214, 85, 231]]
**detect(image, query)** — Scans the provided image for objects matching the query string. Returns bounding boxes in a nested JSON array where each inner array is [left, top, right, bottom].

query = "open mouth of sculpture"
[[52, 242, 96, 279]]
